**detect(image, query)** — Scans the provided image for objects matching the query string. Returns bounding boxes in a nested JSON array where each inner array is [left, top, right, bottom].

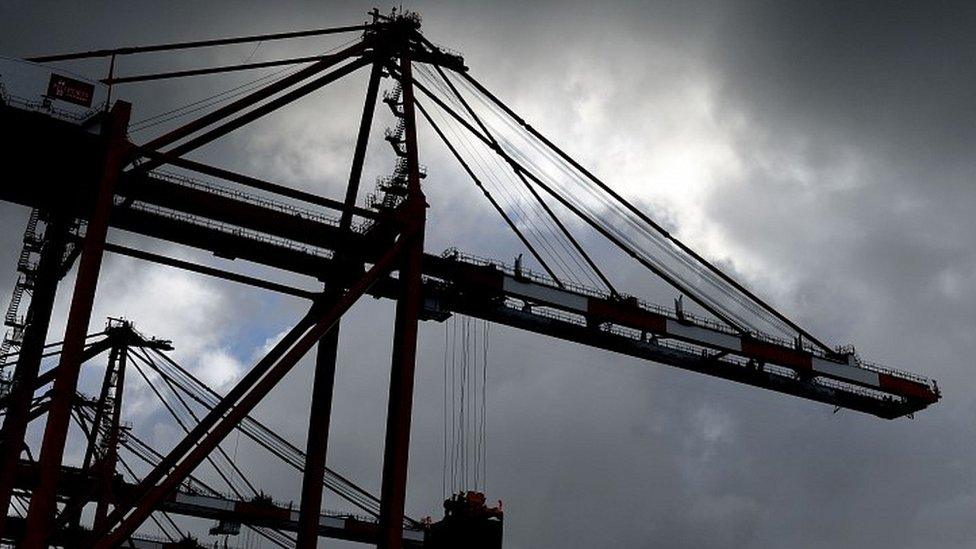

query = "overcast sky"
[[2, 1, 975, 548]]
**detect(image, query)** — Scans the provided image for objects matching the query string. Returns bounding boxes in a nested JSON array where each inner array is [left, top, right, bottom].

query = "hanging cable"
[[129, 36, 361, 133], [481, 319, 489, 491], [442, 318, 449, 501]]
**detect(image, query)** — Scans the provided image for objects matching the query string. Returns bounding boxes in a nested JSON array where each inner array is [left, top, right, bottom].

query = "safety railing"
[[146, 169, 378, 233], [502, 297, 909, 404], [445, 247, 936, 389], [0, 89, 104, 125], [127, 201, 336, 261]]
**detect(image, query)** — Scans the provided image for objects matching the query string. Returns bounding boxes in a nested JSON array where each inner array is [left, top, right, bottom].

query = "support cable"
[[410, 80, 747, 330], [126, 356, 247, 499], [417, 65, 601, 288], [106, 53, 357, 85], [455, 71, 832, 352], [146, 54, 374, 171], [432, 65, 620, 298], [457, 75, 781, 333], [137, 39, 368, 158], [482, 107, 789, 334], [28, 25, 372, 62], [72, 405, 294, 548], [415, 98, 564, 286], [0, 331, 108, 363], [69, 407, 184, 545], [142, 346, 391, 519], [416, 66, 596, 287], [128, 349, 259, 496], [453, 72, 805, 338], [129, 36, 362, 132]]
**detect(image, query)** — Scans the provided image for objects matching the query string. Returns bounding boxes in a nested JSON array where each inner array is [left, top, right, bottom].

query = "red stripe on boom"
[[741, 338, 812, 370], [878, 374, 938, 403], [587, 298, 667, 333]]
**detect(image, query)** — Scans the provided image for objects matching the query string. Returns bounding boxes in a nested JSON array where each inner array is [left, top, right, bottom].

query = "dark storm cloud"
[[1, 2, 974, 548]]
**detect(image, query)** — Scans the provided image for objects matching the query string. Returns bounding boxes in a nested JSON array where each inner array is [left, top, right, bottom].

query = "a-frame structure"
[[0, 8, 939, 548]]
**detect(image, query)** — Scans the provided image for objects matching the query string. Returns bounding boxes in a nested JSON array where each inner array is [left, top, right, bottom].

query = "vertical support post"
[[81, 345, 119, 472], [0, 216, 69, 536], [297, 57, 385, 549], [339, 59, 385, 234], [62, 341, 119, 532], [94, 241, 406, 548], [297, 326, 339, 547], [93, 344, 127, 530], [23, 101, 131, 546], [378, 37, 427, 549]]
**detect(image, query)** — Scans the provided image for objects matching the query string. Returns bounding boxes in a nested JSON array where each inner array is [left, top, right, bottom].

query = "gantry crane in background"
[[0, 8, 939, 548]]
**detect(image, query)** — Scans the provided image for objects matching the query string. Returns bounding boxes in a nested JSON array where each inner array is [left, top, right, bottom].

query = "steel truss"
[[0, 7, 937, 548]]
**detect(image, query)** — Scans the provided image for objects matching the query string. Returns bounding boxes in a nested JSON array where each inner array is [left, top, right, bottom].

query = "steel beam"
[[139, 41, 367, 155], [94, 234, 410, 547], [22, 101, 131, 547], [29, 25, 371, 62], [378, 44, 427, 549], [297, 57, 385, 548], [340, 59, 385, 233], [63, 343, 119, 532], [297, 325, 341, 548], [105, 53, 354, 84], [155, 55, 373, 166], [81, 345, 118, 469], [407, 78, 747, 330], [0, 215, 69, 537], [104, 243, 316, 299], [93, 346, 127, 530], [131, 147, 383, 220]]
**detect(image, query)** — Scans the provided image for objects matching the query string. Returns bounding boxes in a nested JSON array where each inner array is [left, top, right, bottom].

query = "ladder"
[[0, 208, 43, 394]]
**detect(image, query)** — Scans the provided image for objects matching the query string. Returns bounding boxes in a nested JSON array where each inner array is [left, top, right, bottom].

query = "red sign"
[[46, 74, 94, 107]]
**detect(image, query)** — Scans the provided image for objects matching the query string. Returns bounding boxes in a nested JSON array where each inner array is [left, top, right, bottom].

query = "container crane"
[[0, 9, 939, 548]]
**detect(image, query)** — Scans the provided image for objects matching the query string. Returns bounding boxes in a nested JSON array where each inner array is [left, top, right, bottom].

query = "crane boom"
[[0, 99, 939, 418]]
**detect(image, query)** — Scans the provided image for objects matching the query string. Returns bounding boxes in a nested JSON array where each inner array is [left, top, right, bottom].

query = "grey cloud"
[[1, 1, 974, 548]]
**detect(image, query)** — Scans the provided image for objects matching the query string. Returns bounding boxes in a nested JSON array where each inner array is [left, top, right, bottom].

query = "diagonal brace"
[[93, 228, 414, 547]]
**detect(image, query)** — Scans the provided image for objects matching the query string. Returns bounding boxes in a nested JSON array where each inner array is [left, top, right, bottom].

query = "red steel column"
[[95, 236, 408, 548], [297, 56, 385, 549], [297, 325, 340, 547], [378, 40, 427, 549], [0, 215, 69, 537], [22, 101, 131, 546]]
